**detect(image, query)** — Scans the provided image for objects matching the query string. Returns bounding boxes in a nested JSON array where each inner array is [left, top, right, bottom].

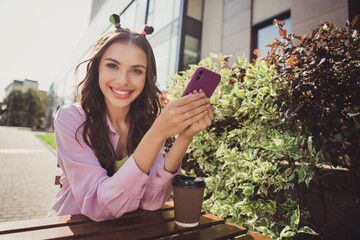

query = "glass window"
[[182, 35, 200, 70], [152, 34, 179, 90], [147, 0, 181, 30], [254, 17, 291, 58]]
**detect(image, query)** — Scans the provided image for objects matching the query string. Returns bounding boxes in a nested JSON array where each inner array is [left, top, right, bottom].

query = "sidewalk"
[[0, 126, 61, 222]]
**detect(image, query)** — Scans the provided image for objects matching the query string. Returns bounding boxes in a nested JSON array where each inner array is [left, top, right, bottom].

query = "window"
[[178, 0, 203, 71], [146, 0, 183, 89], [182, 35, 200, 69], [146, 0, 181, 30], [252, 11, 291, 58]]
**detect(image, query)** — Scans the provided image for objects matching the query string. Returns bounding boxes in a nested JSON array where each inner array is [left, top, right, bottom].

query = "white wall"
[[221, 0, 252, 60], [201, 0, 223, 59]]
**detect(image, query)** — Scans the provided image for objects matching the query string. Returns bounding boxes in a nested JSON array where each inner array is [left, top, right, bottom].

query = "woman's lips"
[[109, 86, 134, 98]]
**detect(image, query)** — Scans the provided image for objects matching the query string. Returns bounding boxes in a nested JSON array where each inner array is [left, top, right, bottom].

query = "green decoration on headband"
[[109, 14, 120, 27]]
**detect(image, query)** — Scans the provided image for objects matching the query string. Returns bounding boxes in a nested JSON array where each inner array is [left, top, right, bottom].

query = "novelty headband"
[[109, 13, 154, 37]]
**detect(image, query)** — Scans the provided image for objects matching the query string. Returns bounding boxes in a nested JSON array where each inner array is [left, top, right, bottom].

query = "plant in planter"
[[265, 19, 360, 173], [165, 55, 319, 239]]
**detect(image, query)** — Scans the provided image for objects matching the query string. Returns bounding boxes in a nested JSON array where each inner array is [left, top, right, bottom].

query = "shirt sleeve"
[[54, 105, 180, 222], [54, 106, 145, 221], [139, 146, 181, 210]]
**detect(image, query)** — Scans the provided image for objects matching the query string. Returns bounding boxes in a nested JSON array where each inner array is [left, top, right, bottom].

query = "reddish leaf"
[[253, 49, 262, 57], [351, 14, 359, 28], [220, 65, 229, 70], [287, 55, 297, 65], [279, 28, 287, 37]]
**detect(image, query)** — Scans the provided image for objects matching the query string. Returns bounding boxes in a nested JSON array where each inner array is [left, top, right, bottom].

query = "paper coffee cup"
[[172, 175, 206, 227]]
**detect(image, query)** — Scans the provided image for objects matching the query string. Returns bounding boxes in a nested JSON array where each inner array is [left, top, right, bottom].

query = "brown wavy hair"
[[75, 29, 161, 176]]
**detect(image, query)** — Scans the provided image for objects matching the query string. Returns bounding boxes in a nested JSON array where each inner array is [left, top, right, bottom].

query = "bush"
[[265, 19, 360, 173], [165, 55, 318, 239]]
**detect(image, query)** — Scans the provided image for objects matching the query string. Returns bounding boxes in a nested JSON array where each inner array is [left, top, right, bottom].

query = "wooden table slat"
[[0, 201, 271, 240], [80, 213, 225, 240], [0, 214, 91, 235], [0, 209, 175, 240], [162, 223, 248, 240], [0, 203, 174, 235]]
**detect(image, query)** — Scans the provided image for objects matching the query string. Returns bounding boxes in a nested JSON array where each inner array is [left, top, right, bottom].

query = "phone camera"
[[196, 71, 204, 81]]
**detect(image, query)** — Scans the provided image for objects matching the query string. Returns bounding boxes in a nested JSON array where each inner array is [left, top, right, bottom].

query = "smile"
[[110, 87, 134, 98]]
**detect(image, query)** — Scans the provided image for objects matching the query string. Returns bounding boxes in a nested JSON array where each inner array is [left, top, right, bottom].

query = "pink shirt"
[[48, 103, 179, 222]]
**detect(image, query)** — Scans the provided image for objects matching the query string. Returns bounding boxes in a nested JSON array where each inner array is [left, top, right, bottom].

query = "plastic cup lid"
[[172, 174, 206, 188]]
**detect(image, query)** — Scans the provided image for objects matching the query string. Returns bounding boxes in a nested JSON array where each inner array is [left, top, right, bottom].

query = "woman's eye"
[[107, 63, 117, 69], [133, 69, 143, 74]]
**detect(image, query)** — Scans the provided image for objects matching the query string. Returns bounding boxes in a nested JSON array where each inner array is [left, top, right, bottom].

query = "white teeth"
[[112, 88, 131, 95]]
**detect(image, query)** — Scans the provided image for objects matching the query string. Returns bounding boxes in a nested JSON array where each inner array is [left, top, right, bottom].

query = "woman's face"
[[98, 41, 147, 113]]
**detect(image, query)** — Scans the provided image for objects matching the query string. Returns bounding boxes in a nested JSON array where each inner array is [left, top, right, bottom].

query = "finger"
[[182, 110, 208, 128], [178, 97, 211, 115], [204, 111, 213, 126], [208, 106, 215, 120], [179, 103, 211, 122], [197, 118, 208, 130], [175, 92, 206, 107]]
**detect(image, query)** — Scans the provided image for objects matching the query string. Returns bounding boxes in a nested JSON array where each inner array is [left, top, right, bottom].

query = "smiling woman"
[[47, 14, 214, 222]]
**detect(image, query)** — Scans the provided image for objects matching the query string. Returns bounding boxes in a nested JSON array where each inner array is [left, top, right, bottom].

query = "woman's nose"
[[115, 71, 129, 84]]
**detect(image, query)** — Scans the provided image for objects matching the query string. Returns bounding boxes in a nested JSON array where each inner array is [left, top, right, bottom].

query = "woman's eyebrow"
[[104, 58, 120, 64], [103, 58, 146, 69], [132, 64, 146, 69]]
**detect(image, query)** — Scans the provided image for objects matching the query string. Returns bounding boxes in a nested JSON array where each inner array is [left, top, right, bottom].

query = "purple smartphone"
[[182, 67, 221, 98]]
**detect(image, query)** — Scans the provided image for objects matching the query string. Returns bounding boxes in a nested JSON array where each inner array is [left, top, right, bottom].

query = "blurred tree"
[[0, 89, 47, 128]]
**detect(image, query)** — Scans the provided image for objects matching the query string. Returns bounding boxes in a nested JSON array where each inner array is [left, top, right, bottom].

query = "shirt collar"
[[105, 113, 117, 134]]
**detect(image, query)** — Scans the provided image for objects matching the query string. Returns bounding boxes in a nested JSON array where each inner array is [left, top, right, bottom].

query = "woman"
[[48, 15, 214, 222]]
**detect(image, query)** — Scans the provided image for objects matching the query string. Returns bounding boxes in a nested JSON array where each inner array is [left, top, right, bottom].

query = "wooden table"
[[0, 202, 272, 239]]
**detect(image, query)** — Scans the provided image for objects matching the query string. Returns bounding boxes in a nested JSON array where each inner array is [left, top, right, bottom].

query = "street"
[[0, 126, 60, 222]]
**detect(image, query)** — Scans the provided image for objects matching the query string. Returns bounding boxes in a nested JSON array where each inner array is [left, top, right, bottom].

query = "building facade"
[[5, 79, 39, 98], [46, 0, 357, 128]]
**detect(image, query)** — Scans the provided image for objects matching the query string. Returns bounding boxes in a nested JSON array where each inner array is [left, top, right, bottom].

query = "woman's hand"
[[178, 90, 214, 140], [152, 92, 211, 141]]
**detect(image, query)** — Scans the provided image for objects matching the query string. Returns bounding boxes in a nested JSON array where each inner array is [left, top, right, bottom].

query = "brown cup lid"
[[172, 175, 205, 188]]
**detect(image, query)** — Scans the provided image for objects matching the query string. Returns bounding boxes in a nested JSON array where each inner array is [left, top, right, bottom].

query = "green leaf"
[[258, 87, 270, 95], [273, 138, 284, 146], [307, 136, 313, 150], [290, 153, 303, 160], [349, 112, 360, 117], [284, 168, 292, 178], [305, 170, 314, 187], [297, 166, 307, 183], [243, 185, 255, 196], [280, 226, 296, 238], [290, 208, 300, 229], [256, 226, 276, 239], [266, 143, 282, 151], [284, 182, 294, 190], [298, 226, 318, 235]]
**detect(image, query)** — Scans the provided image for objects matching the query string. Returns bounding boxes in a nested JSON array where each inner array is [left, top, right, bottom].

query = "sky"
[[0, 0, 92, 101]]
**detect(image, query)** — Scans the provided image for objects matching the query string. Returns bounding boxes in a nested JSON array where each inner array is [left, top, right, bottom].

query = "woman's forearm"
[[163, 133, 192, 173], [132, 127, 165, 174]]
